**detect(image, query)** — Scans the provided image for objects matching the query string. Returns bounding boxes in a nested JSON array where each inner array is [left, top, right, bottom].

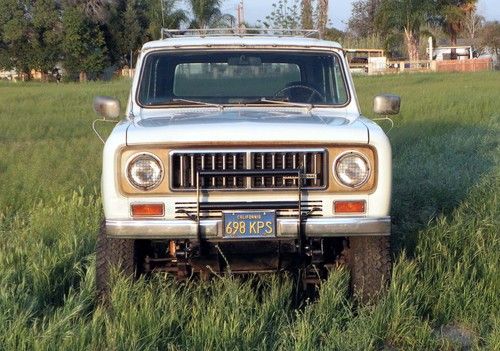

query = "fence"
[[383, 60, 432, 74], [120, 68, 135, 78], [351, 58, 493, 75], [435, 58, 493, 72]]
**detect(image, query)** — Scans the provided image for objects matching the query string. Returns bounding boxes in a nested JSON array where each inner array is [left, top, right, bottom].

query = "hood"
[[126, 109, 368, 145]]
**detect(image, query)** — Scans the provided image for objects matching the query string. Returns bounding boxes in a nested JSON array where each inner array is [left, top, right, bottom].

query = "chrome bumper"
[[106, 217, 391, 239]]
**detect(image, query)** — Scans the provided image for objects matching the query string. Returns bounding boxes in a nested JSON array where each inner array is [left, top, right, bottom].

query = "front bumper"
[[106, 216, 391, 239]]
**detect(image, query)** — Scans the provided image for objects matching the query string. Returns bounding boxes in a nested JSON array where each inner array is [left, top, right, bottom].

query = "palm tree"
[[376, 0, 432, 62], [437, 0, 477, 45], [147, 0, 188, 40], [186, 0, 233, 29]]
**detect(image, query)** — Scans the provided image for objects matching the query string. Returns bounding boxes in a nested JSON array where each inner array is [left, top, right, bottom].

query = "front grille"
[[171, 152, 247, 189], [250, 151, 326, 188], [170, 149, 327, 191]]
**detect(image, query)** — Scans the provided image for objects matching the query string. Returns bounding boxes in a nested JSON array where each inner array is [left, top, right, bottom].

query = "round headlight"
[[127, 154, 163, 190], [334, 152, 370, 188]]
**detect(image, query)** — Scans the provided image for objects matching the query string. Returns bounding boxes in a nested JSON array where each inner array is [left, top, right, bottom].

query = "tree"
[[478, 21, 500, 56], [323, 27, 345, 42], [66, 0, 117, 23], [0, 0, 33, 77], [435, 0, 477, 46], [62, 7, 109, 81], [317, 0, 328, 38], [107, 0, 146, 67], [347, 0, 381, 37], [147, 0, 187, 40], [121, 0, 142, 66], [186, 0, 233, 29], [104, 0, 186, 68], [32, 0, 63, 75], [376, 0, 432, 61], [260, 0, 301, 30], [301, 0, 313, 29], [463, 6, 483, 44], [262, 0, 338, 38]]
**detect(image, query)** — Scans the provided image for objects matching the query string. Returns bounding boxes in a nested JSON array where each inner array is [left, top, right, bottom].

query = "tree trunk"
[[317, 0, 329, 39], [301, 0, 313, 29], [21, 70, 32, 81], [404, 28, 419, 63], [79, 71, 87, 82], [450, 31, 457, 60]]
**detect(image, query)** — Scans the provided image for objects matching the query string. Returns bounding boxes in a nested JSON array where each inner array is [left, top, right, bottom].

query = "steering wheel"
[[273, 84, 325, 103]]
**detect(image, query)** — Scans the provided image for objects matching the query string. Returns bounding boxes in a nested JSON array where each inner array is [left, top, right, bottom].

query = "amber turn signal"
[[131, 203, 164, 217], [334, 201, 366, 213]]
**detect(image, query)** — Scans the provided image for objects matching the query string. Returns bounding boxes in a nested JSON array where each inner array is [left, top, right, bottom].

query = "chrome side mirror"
[[93, 96, 121, 120], [373, 94, 401, 115]]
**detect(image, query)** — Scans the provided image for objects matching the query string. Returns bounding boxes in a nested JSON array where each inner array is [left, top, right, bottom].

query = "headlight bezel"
[[126, 152, 164, 191], [333, 151, 371, 188]]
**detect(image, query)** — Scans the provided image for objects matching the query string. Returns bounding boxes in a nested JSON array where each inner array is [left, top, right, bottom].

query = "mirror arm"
[[92, 118, 119, 144], [373, 116, 394, 132]]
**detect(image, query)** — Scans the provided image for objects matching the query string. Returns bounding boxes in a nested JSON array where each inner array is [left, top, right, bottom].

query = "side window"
[[332, 57, 348, 104], [138, 57, 154, 103]]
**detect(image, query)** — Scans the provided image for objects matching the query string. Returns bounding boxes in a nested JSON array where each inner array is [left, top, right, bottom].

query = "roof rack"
[[160, 28, 320, 40]]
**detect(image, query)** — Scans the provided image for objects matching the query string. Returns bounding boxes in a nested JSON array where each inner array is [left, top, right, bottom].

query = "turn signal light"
[[334, 201, 366, 213], [131, 203, 164, 217]]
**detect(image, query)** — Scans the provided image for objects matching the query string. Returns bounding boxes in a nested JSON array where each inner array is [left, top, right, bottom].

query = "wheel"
[[344, 236, 391, 303], [96, 220, 137, 300], [274, 84, 325, 103]]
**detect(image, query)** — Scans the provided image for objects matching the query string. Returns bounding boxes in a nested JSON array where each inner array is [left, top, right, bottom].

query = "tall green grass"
[[0, 72, 499, 350]]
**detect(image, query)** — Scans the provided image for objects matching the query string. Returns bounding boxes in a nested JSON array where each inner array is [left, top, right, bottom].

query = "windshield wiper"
[[250, 97, 313, 111], [171, 98, 223, 110]]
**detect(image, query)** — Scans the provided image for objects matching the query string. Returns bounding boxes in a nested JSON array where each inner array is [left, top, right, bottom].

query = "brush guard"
[[188, 169, 316, 254]]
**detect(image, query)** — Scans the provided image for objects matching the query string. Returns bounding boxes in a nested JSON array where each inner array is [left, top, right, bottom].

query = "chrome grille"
[[170, 149, 327, 190], [251, 151, 326, 189], [171, 152, 246, 190]]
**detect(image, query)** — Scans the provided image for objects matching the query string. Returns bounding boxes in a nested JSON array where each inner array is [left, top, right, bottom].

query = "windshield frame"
[[134, 47, 351, 109]]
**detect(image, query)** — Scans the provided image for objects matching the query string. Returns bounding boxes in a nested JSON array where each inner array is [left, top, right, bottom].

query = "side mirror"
[[373, 94, 401, 115], [93, 96, 121, 120]]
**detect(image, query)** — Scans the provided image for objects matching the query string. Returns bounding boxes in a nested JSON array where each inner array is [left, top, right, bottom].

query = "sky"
[[221, 0, 500, 31]]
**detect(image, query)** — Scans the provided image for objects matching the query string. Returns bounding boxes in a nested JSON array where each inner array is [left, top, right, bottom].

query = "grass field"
[[0, 72, 499, 350]]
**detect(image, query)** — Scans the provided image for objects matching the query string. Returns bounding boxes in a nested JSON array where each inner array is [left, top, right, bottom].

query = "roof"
[[141, 35, 343, 51]]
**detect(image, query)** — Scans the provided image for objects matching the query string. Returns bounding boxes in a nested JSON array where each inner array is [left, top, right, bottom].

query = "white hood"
[[126, 109, 368, 145]]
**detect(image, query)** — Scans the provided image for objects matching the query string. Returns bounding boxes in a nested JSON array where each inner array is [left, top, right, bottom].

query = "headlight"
[[127, 153, 163, 190], [334, 152, 370, 188]]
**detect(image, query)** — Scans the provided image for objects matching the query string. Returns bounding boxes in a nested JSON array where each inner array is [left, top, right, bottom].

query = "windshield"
[[138, 50, 349, 107]]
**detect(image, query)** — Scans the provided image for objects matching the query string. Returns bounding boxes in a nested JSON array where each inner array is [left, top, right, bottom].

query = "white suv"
[[93, 29, 400, 301]]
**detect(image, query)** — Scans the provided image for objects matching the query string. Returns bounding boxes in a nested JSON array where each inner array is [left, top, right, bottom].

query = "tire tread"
[[96, 220, 136, 300], [346, 236, 391, 302]]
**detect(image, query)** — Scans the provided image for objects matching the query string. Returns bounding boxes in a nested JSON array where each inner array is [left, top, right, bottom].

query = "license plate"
[[223, 211, 276, 238]]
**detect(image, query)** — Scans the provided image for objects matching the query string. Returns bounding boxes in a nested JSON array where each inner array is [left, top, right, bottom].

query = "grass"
[[0, 71, 499, 350]]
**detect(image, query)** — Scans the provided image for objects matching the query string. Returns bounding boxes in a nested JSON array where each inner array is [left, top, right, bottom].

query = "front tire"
[[345, 236, 391, 303], [96, 220, 137, 300]]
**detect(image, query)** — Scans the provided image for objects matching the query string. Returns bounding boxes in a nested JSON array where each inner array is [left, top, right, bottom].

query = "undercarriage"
[[137, 238, 346, 287]]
